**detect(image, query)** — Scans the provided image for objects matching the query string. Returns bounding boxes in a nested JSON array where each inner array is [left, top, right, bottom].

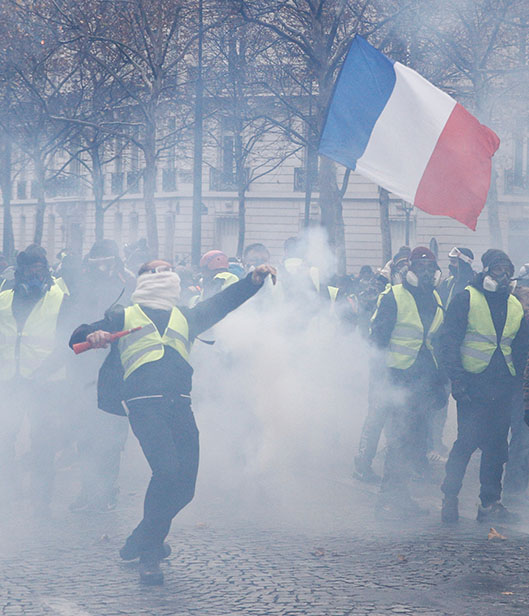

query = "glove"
[[524, 410, 529, 428], [451, 380, 471, 405]]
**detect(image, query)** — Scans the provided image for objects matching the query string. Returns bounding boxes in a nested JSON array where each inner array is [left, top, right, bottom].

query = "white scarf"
[[131, 271, 181, 311]]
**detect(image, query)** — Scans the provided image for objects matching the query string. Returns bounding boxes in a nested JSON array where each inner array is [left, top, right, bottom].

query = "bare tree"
[[0, 1, 79, 245], [413, 0, 529, 247], [48, 0, 199, 255], [206, 10, 300, 256], [241, 0, 406, 273]]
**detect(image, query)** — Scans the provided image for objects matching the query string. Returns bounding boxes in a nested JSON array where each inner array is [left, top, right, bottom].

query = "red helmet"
[[200, 250, 229, 271]]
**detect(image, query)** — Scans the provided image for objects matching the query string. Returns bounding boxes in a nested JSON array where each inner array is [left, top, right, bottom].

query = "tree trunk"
[[318, 155, 345, 274], [303, 142, 317, 227], [237, 186, 246, 259], [143, 120, 159, 255], [235, 131, 246, 259], [487, 161, 502, 248], [192, 0, 204, 267], [33, 155, 46, 246], [0, 140, 14, 259], [91, 146, 105, 241], [378, 187, 392, 264]]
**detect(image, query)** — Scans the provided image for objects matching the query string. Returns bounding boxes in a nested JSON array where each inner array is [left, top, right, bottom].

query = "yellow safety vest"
[[189, 271, 239, 307], [445, 275, 455, 306], [461, 286, 523, 376], [386, 284, 444, 370], [119, 304, 191, 380], [0, 282, 67, 380], [214, 271, 239, 289], [53, 276, 69, 294]]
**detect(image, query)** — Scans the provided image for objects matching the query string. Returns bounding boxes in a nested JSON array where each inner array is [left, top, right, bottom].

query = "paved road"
[[2, 449, 529, 616]]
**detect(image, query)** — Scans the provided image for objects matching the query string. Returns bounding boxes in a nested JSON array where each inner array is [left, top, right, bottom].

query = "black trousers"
[[357, 366, 389, 469], [126, 395, 199, 562], [441, 391, 512, 506], [381, 388, 431, 494]]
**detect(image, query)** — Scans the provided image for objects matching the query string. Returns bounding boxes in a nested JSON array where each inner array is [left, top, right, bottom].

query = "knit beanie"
[[409, 246, 437, 263], [481, 249, 513, 272]]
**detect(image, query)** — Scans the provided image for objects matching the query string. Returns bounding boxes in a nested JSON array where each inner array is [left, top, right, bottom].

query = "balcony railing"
[[209, 167, 249, 191], [294, 167, 319, 192]]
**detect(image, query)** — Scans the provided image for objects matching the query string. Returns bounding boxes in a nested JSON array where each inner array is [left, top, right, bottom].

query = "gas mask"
[[406, 261, 441, 290], [16, 263, 51, 297], [483, 261, 515, 294], [87, 255, 117, 277], [483, 264, 515, 294]]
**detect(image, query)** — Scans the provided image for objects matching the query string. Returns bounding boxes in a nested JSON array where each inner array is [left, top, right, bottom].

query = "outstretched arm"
[[184, 265, 276, 339]]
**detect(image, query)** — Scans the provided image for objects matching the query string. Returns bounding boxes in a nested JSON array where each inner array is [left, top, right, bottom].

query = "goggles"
[[448, 247, 473, 265], [144, 264, 174, 274]]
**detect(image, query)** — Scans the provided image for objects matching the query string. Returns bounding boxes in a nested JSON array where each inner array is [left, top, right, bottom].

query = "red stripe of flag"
[[414, 103, 500, 230]]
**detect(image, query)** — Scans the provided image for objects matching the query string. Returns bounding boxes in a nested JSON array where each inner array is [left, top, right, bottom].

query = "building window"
[[111, 172, 124, 194], [215, 216, 238, 257], [17, 180, 27, 200], [129, 211, 139, 244], [162, 168, 177, 192], [508, 219, 529, 269]]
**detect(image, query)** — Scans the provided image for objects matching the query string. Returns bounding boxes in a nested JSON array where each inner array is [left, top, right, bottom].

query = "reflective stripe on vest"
[[461, 286, 523, 376], [0, 283, 66, 380], [119, 304, 191, 380], [387, 284, 444, 370]]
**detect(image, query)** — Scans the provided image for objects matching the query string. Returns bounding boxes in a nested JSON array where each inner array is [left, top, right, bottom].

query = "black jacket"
[[440, 275, 529, 400], [438, 265, 475, 307], [369, 282, 445, 400], [69, 274, 261, 415]]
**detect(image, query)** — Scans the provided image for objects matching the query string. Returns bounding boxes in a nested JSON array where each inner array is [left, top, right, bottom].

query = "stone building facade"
[[2, 130, 529, 275]]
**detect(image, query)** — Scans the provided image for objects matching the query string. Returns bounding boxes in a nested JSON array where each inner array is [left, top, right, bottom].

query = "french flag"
[[319, 36, 500, 230]]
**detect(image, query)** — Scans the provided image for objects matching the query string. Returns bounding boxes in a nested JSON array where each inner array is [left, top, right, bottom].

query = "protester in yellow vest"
[[441, 249, 529, 525], [369, 247, 446, 518], [0, 244, 71, 515], [69, 258, 276, 586], [188, 250, 240, 307]]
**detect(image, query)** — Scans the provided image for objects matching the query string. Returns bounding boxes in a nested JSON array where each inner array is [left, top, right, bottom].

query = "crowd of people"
[[1, 235, 529, 585]]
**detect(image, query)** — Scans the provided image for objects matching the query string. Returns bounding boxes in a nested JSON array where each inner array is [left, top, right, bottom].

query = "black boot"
[[120, 539, 171, 561], [441, 495, 459, 524], [139, 560, 164, 586], [353, 456, 381, 484]]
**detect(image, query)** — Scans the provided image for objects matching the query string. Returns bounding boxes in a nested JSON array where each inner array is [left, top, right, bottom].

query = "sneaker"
[[441, 495, 459, 524], [120, 540, 171, 561], [376, 492, 429, 519], [477, 501, 520, 524], [139, 560, 164, 586]]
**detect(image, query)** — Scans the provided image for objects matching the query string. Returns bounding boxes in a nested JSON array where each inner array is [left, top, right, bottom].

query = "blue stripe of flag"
[[319, 36, 396, 169]]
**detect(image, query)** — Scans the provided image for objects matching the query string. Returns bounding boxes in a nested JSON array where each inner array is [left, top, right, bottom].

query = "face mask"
[[407, 265, 441, 289], [482, 275, 498, 292], [448, 264, 458, 277]]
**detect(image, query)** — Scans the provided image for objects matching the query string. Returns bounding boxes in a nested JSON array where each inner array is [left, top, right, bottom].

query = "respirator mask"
[[87, 255, 117, 276], [483, 261, 515, 294], [16, 263, 51, 297], [406, 260, 441, 290]]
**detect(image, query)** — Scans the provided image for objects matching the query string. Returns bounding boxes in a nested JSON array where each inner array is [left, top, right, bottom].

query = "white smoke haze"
[[180, 228, 376, 530], [0, 228, 490, 551]]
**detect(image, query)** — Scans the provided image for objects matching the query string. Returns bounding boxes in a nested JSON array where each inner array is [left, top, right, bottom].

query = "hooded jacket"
[[69, 273, 261, 415], [440, 274, 529, 399]]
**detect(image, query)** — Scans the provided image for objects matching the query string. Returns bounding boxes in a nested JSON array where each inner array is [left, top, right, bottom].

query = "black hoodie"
[[440, 273, 529, 399]]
